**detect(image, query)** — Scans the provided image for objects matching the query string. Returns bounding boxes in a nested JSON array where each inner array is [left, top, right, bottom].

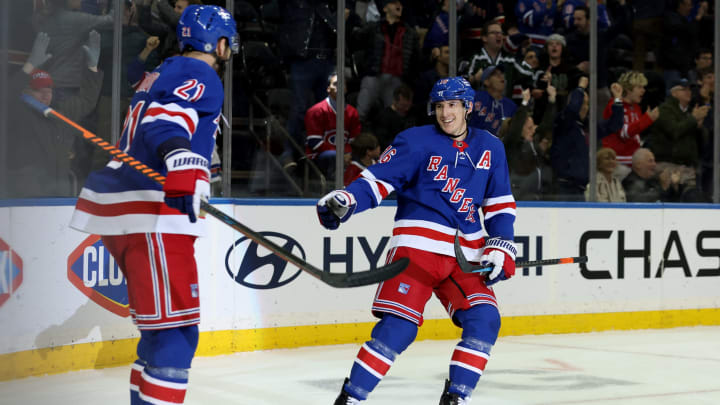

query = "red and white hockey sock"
[[345, 342, 396, 400], [138, 366, 189, 404], [130, 359, 145, 405], [448, 341, 490, 397]]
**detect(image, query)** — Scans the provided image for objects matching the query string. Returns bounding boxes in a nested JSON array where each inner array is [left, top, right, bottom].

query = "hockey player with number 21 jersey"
[[318, 76, 517, 405], [69, 5, 237, 405]]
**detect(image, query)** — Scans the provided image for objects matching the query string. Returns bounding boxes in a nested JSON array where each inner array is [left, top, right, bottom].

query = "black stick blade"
[[454, 229, 487, 273], [321, 258, 409, 288]]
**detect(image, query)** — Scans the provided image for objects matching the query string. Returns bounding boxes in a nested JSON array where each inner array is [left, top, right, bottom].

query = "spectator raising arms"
[[503, 87, 556, 201], [601, 71, 658, 168], [32, 0, 113, 99], [8, 31, 104, 198]]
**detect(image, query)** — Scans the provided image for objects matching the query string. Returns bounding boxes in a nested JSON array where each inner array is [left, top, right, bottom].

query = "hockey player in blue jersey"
[[318, 77, 517, 405], [69, 5, 237, 404]]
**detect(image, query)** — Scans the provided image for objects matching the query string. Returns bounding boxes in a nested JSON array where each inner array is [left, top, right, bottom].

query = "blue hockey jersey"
[[516, 0, 557, 43], [469, 90, 517, 135], [346, 125, 516, 262], [70, 56, 223, 236]]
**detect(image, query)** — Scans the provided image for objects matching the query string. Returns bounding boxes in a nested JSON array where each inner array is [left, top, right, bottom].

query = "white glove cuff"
[[484, 237, 517, 261], [319, 190, 356, 217], [165, 149, 210, 174]]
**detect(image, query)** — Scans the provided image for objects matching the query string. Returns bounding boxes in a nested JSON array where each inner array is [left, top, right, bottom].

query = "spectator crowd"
[[6, 0, 717, 203]]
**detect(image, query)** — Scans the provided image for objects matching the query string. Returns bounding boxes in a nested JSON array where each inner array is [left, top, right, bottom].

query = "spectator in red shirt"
[[305, 72, 362, 182], [601, 71, 659, 174]]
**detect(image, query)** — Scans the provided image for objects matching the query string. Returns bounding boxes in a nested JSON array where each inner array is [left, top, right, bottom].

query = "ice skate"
[[439, 379, 471, 405]]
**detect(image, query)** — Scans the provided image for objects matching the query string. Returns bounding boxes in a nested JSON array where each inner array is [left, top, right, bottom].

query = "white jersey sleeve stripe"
[[360, 169, 395, 204], [141, 101, 199, 138], [484, 207, 517, 220], [482, 194, 515, 206], [77, 188, 165, 204]]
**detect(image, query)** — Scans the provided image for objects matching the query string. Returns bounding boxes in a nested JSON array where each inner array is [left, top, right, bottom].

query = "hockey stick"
[[454, 229, 587, 274], [22, 94, 408, 288]]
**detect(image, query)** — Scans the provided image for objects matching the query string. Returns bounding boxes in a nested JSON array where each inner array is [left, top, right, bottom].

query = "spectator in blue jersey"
[[515, 0, 557, 45], [319, 76, 517, 405], [469, 65, 517, 135], [422, 0, 452, 55]]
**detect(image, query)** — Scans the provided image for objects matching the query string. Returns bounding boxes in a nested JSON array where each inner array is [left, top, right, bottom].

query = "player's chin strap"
[[446, 110, 472, 139]]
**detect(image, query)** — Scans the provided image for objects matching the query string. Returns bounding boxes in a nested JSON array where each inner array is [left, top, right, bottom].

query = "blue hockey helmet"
[[177, 5, 239, 55], [427, 76, 475, 115]]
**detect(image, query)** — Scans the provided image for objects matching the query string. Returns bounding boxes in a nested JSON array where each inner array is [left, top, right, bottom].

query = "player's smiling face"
[[435, 100, 469, 137]]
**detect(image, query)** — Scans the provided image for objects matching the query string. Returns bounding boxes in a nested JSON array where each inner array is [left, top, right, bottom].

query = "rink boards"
[[1, 199, 719, 380]]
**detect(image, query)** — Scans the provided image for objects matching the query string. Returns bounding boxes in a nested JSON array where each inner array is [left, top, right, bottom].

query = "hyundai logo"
[[225, 232, 305, 289]]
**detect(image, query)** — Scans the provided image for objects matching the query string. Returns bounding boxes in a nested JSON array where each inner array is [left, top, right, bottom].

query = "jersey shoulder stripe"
[[142, 101, 199, 138]]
